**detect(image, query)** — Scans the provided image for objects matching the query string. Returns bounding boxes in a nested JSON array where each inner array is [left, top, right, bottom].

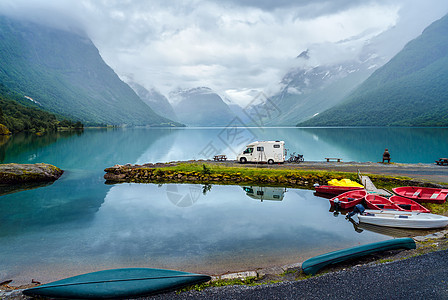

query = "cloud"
[[0, 0, 447, 105]]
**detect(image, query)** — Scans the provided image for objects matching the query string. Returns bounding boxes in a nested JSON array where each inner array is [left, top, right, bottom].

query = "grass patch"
[[377, 258, 394, 264], [177, 276, 266, 293]]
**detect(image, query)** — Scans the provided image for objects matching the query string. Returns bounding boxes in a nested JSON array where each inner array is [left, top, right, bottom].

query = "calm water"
[[1, 127, 447, 284]]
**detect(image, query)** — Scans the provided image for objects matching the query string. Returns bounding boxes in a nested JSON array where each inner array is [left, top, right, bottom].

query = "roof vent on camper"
[[275, 140, 280, 142]]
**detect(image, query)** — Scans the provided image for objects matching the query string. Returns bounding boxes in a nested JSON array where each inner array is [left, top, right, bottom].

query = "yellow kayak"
[[328, 178, 364, 187]]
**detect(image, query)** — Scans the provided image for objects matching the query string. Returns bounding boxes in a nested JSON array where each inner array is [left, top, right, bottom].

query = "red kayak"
[[315, 185, 363, 196], [390, 195, 430, 213], [329, 190, 366, 210], [392, 187, 448, 204], [364, 194, 403, 211]]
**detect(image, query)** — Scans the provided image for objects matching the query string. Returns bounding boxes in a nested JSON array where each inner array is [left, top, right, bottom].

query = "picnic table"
[[214, 155, 227, 161], [435, 158, 448, 166], [325, 158, 342, 162]]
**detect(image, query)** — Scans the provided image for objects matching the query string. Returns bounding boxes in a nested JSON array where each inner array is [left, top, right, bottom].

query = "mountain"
[[127, 82, 177, 121], [299, 14, 448, 127], [0, 15, 178, 126], [258, 47, 385, 126], [0, 83, 83, 133], [170, 87, 236, 126]]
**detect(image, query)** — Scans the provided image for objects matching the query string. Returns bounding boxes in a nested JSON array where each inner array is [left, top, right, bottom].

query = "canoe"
[[390, 195, 430, 213], [315, 185, 363, 196], [329, 189, 367, 210], [392, 186, 448, 204], [364, 194, 404, 211], [302, 238, 416, 275], [22, 268, 211, 299], [358, 209, 448, 229]]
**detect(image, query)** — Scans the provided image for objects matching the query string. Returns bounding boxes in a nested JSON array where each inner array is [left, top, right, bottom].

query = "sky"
[[1, 0, 448, 105]]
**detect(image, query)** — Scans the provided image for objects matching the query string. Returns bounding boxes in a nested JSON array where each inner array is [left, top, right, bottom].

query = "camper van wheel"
[[267, 159, 274, 165], [240, 157, 247, 164]]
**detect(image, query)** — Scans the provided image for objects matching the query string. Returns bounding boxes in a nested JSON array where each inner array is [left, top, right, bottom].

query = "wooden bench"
[[214, 155, 227, 161], [325, 158, 342, 162], [435, 158, 448, 166]]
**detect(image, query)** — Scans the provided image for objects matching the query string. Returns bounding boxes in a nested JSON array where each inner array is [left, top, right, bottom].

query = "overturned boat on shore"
[[302, 238, 416, 275]]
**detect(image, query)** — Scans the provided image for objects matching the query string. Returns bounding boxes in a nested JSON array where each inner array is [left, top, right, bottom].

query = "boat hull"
[[329, 190, 366, 210], [358, 210, 448, 229], [302, 238, 416, 275], [390, 195, 430, 213], [364, 194, 403, 211], [22, 268, 211, 299], [315, 185, 363, 195], [392, 186, 448, 204]]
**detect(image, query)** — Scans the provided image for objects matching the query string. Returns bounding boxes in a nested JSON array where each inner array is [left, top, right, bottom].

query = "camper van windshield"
[[244, 148, 253, 154]]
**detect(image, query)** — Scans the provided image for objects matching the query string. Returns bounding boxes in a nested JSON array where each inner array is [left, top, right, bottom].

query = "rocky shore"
[[0, 163, 63, 184], [104, 160, 448, 189]]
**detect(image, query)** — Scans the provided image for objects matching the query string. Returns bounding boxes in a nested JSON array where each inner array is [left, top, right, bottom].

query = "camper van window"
[[244, 148, 253, 154], [257, 146, 264, 151], [257, 191, 264, 196], [273, 144, 280, 148], [244, 187, 254, 193]]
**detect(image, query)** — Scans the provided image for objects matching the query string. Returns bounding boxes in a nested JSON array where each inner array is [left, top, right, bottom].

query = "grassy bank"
[[105, 162, 424, 189]]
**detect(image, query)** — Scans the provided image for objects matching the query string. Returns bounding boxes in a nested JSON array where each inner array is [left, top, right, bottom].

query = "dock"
[[358, 170, 392, 196]]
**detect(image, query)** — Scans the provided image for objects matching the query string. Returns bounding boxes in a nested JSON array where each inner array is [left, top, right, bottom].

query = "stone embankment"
[[0, 163, 63, 184], [103, 161, 440, 189], [104, 163, 317, 189]]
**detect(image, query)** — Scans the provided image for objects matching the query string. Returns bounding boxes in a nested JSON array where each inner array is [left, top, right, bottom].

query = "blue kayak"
[[22, 268, 211, 299], [302, 238, 416, 275]]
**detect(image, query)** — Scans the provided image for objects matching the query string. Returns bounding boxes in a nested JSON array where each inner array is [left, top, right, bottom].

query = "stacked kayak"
[[315, 185, 363, 196], [316, 178, 364, 196], [328, 179, 364, 187]]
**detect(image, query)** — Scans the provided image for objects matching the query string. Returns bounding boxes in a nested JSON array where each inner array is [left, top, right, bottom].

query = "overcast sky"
[[1, 0, 448, 105]]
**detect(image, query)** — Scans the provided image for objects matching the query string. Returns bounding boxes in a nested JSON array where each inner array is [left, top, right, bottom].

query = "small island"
[[0, 163, 63, 184]]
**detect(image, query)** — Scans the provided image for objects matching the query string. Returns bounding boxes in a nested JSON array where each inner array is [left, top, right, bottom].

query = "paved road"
[[148, 249, 448, 300], [209, 160, 448, 185]]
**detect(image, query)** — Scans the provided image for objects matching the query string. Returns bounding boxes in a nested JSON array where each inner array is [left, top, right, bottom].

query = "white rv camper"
[[242, 186, 286, 201], [237, 141, 285, 164]]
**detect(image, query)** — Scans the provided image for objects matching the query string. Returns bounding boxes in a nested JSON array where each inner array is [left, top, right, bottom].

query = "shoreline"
[[104, 160, 448, 188], [2, 160, 448, 298], [2, 231, 447, 299]]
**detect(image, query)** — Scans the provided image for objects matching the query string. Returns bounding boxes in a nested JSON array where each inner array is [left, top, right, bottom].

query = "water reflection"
[[1, 183, 390, 284], [1, 127, 447, 284], [0, 130, 82, 164], [242, 186, 287, 201], [355, 222, 441, 238]]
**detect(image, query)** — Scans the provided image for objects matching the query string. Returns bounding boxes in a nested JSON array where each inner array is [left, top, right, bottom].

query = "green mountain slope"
[[299, 14, 448, 127], [0, 16, 178, 126], [0, 83, 81, 133]]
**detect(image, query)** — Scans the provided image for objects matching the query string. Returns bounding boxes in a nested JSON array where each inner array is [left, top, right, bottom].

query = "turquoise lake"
[[1, 127, 447, 284]]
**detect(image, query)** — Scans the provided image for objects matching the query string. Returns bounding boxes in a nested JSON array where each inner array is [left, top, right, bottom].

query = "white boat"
[[358, 209, 448, 229]]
